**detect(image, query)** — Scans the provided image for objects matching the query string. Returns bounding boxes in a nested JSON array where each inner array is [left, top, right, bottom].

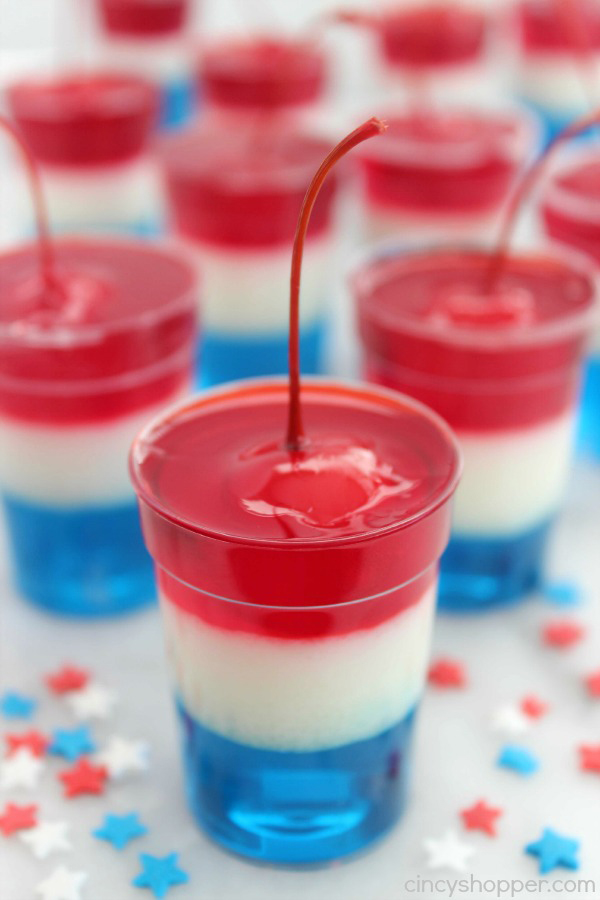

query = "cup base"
[[196, 320, 325, 388], [577, 357, 600, 461], [176, 700, 416, 865], [2, 493, 156, 617], [438, 520, 551, 612]]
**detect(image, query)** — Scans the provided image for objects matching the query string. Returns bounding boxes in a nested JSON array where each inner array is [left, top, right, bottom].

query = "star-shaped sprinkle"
[[45, 666, 90, 695], [525, 828, 580, 874], [584, 670, 600, 698], [428, 659, 466, 688], [542, 620, 585, 648], [423, 830, 475, 872], [95, 736, 149, 780], [36, 865, 87, 900], [578, 744, 600, 774], [0, 802, 37, 835], [497, 744, 539, 776], [0, 747, 45, 789], [521, 695, 548, 719], [460, 800, 503, 837], [1, 691, 37, 719], [66, 683, 116, 721], [6, 729, 49, 757], [21, 820, 72, 859], [133, 853, 189, 898], [94, 812, 148, 850], [491, 705, 530, 735], [542, 581, 582, 607], [58, 758, 108, 798], [49, 726, 96, 763]]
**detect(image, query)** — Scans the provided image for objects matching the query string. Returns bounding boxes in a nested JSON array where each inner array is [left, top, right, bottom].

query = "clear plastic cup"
[[130, 378, 461, 864], [0, 238, 197, 616], [351, 244, 597, 611]]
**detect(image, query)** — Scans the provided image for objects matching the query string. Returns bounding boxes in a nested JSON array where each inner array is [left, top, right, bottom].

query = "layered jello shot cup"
[[159, 126, 340, 385], [7, 73, 161, 236], [0, 239, 197, 616], [352, 245, 596, 610], [541, 150, 600, 459], [356, 108, 533, 244], [95, 0, 196, 130]]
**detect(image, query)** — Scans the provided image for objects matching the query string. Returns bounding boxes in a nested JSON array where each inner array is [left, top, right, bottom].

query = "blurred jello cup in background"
[[0, 239, 197, 616], [7, 74, 162, 237], [352, 244, 597, 611], [95, 0, 196, 130], [159, 126, 340, 386], [541, 148, 600, 460], [355, 107, 534, 244], [130, 378, 461, 864]]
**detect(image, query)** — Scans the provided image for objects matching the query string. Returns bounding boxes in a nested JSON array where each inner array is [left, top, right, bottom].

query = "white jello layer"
[[183, 234, 332, 334], [100, 35, 194, 82], [161, 582, 436, 752], [362, 204, 502, 246], [0, 392, 187, 507], [452, 412, 576, 536], [516, 55, 600, 115]]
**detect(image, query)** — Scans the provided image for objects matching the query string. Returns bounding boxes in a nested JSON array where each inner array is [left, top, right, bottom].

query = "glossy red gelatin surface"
[[8, 74, 159, 167], [159, 127, 338, 247], [130, 380, 460, 635], [516, 0, 600, 53], [98, 0, 189, 36], [378, 2, 486, 69], [0, 239, 197, 424], [353, 248, 595, 430], [358, 111, 527, 216], [199, 37, 326, 113], [542, 158, 600, 264]]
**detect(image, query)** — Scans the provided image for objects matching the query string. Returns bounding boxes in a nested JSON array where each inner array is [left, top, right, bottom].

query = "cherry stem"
[[0, 115, 57, 296], [486, 108, 600, 293], [286, 117, 386, 452]]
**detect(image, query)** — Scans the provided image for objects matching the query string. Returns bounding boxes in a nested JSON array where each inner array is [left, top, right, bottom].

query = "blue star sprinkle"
[[49, 725, 96, 762], [526, 828, 581, 874], [0, 691, 37, 720], [497, 745, 540, 776], [542, 581, 582, 608], [133, 853, 189, 898], [93, 812, 148, 851]]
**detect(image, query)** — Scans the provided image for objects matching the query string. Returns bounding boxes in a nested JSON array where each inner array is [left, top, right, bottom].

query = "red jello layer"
[[159, 128, 338, 247], [98, 0, 189, 36], [8, 74, 158, 166], [542, 159, 600, 265], [378, 3, 486, 69], [158, 565, 436, 640], [358, 111, 526, 215], [516, 0, 600, 53], [199, 37, 326, 112], [0, 239, 197, 424], [131, 381, 460, 606], [353, 248, 595, 431]]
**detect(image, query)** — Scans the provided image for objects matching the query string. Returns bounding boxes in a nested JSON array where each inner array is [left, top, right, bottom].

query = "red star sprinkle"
[[5, 730, 49, 758], [0, 803, 38, 836], [45, 665, 90, 694], [542, 621, 585, 649], [520, 695, 548, 719], [58, 757, 108, 798], [578, 745, 600, 774], [584, 670, 600, 698], [460, 800, 503, 837], [428, 659, 467, 688]]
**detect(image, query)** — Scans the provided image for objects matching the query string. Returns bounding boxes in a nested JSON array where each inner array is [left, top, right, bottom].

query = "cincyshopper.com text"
[[403, 876, 596, 897]]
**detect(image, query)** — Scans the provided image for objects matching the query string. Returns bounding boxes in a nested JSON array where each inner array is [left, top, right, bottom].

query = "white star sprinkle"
[[20, 821, 72, 859], [491, 705, 531, 735], [0, 747, 45, 790], [36, 865, 87, 900], [95, 735, 149, 779], [424, 830, 476, 872], [66, 683, 117, 721]]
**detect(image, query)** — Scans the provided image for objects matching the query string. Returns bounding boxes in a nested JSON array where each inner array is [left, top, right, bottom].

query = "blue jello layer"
[[159, 77, 196, 130], [578, 357, 600, 461], [439, 519, 552, 611], [2, 493, 155, 617], [197, 320, 325, 388], [177, 700, 417, 864]]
